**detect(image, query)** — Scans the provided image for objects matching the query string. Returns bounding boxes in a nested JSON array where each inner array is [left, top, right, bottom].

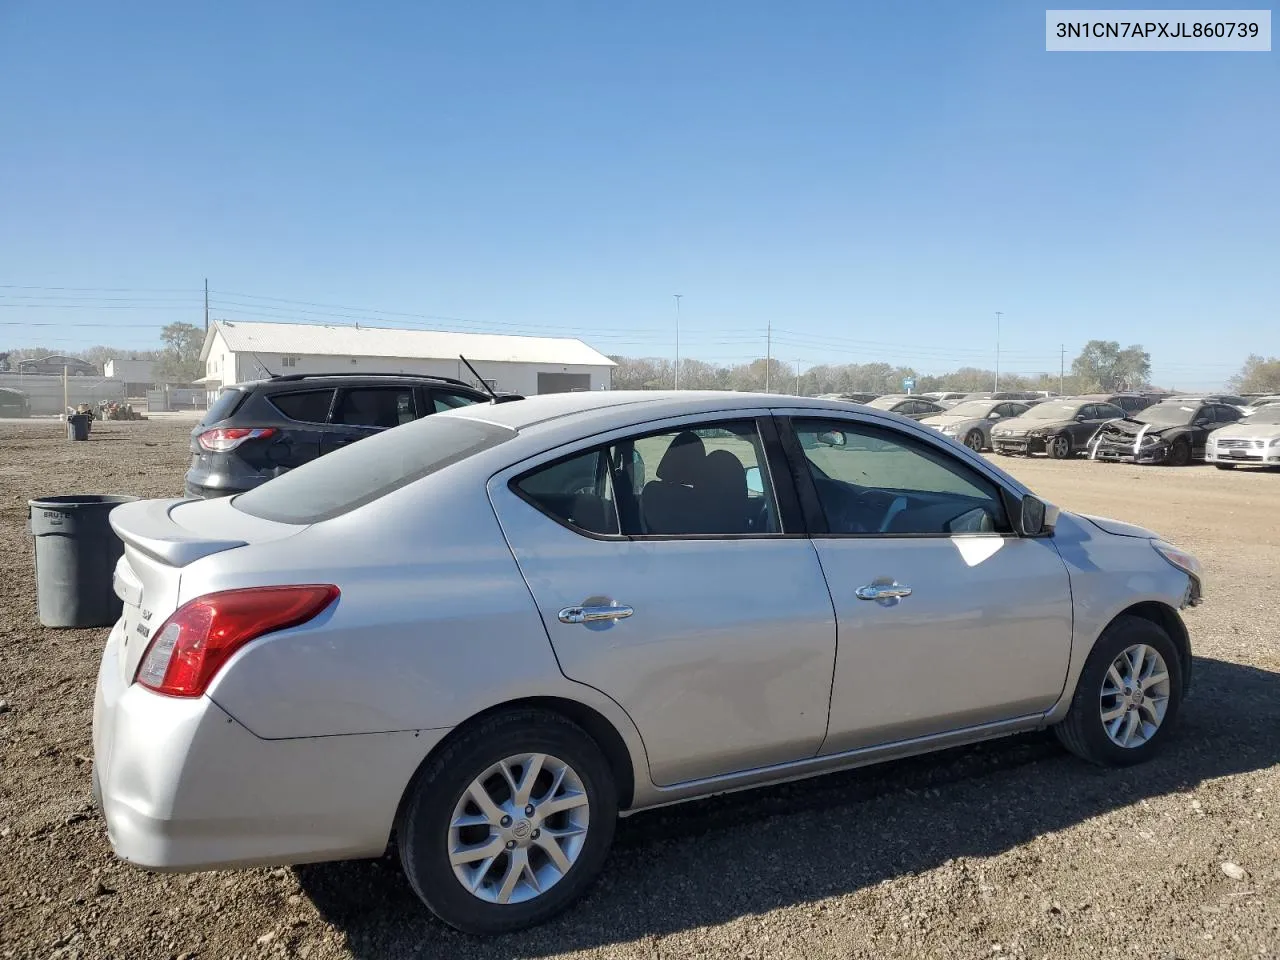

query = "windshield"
[[939, 401, 996, 418], [1024, 403, 1081, 420], [866, 396, 905, 410], [1137, 404, 1197, 426], [1245, 406, 1280, 425], [234, 415, 514, 523]]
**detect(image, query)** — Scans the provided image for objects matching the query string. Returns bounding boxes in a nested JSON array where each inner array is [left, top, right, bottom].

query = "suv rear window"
[[233, 415, 514, 523], [203, 388, 246, 425], [270, 389, 335, 424]]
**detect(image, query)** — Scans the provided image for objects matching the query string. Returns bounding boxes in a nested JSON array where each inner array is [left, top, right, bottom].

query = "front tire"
[[397, 709, 617, 935], [1167, 440, 1192, 467], [1214, 463, 1236, 471], [1054, 615, 1183, 767], [963, 430, 984, 452], [1047, 434, 1072, 459]]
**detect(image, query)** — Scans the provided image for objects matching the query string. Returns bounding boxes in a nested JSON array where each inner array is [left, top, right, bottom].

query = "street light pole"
[[994, 311, 1003, 391], [673, 294, 682, 389]]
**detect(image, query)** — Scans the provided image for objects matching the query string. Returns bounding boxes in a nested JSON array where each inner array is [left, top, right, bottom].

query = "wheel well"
[[390, 697, 638, 845], [1112, 601, 1192, 694]]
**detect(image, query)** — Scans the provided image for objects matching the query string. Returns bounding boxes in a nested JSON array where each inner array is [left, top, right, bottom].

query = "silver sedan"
[[920, 399, 1031, 451], [93, 391, 1203, 934]]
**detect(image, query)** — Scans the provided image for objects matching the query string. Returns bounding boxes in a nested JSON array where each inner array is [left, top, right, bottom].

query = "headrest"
[[655, 431, 706, 484]]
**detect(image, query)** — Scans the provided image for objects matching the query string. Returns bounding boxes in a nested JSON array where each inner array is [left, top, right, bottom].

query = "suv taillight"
[[198, 427, 277, 452], [135, 585, 339, 697]]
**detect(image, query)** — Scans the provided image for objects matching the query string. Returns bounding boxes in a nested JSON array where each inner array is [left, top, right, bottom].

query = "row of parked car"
[[815, 390, 1280, 469]]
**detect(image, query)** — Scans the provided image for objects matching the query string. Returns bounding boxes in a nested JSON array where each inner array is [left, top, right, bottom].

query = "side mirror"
[[1019, 495, 1057, 537], [816, 430, 847, 447], [1074, 414, 1087, 422], [745, 466, 764, 496]]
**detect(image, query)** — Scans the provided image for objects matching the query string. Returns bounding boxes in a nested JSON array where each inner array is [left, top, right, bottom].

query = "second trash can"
[[66, 414, 90, 441], [29, 495, 139, 628]]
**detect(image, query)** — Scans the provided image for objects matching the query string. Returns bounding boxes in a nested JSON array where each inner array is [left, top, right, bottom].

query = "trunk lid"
[[109, 497, 303, 682]]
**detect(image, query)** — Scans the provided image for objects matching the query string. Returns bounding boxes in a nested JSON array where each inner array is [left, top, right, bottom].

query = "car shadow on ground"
[[295, 656, 1280, 960]]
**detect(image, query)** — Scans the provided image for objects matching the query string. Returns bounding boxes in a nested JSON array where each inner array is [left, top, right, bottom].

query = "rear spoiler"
[[109, 499, 247, 567]]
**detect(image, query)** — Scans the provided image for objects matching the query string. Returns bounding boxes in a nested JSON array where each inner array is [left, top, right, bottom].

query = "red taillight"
[[135, 585, 339, 697], [198, 427, 277, 452]]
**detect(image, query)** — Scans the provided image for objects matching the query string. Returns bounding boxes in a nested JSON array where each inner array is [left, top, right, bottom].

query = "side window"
[[515, 449, 619, 536], [513, 420, 780, 538], [333, 387, 416, 428], [1196, 406, 1216, 424], [1097, 404, 1123, 420], [433, 391, 482, 413], [1007, 403, 1030, 417], [793, 418, 1010, 536], [269, 389, 335, 424], [1078, 405, 1098, 420], [1215, 405, 1242, 422]]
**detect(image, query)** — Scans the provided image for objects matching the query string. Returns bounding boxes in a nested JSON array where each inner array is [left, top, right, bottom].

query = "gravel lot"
[[2, 418, 1278, 960]]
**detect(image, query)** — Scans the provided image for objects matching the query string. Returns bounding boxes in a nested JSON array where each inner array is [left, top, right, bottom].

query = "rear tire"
[[397, 709, 617, 935], [1046, 434, 1072, 459], [1054, 615, 1183, 767]]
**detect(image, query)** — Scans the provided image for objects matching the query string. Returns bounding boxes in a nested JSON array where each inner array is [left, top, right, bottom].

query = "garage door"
[[536, 373, 591, 394]]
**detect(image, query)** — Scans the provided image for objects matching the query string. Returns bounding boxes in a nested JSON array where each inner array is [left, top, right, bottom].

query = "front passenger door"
[[785, 416, 1073, 753]]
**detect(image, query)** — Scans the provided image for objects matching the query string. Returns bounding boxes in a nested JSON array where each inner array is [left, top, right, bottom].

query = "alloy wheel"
[[964, 430, 984, 451], [447, 753, 590, 904], [1099, 644, 1171, 748], [1051, 435, 1070, 458]]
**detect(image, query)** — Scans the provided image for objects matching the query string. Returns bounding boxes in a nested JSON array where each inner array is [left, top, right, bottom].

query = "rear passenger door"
[[321, 385, 418, 454], [264, 389, 336, 469], [488, 415, 838, 786]]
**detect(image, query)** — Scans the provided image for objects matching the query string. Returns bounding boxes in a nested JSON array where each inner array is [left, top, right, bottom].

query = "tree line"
[[611, 341, 1163, 395]]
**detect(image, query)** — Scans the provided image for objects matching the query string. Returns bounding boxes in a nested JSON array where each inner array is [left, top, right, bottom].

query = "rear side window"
[[433, 391, 482, 412], [333, 387, 416, 428], [234, 416, 514, 523], [202, 388, 246, 425], [270, 390, 335, 424]]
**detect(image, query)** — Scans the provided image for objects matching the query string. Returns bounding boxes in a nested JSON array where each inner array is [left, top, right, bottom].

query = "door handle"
[[558, 602, 634, 624], [855, 582, 912, 601]]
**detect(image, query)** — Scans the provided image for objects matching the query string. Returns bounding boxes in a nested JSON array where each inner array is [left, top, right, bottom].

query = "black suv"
[[185, 373, 517, 498]]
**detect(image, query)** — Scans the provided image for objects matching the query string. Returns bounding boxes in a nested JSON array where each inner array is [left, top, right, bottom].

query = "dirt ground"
[[1, 418, 1278, 960]]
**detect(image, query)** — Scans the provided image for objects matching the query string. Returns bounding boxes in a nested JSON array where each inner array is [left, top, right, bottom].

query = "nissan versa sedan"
[[94, 392, 1203, 935]]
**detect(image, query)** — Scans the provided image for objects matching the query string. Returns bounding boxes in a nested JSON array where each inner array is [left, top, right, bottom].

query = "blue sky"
[[1, 2, 1275, 388]]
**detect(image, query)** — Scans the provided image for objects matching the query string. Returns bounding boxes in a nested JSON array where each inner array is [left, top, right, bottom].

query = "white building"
[[198, 320, 615, 397], [104, 358, 156, 385]]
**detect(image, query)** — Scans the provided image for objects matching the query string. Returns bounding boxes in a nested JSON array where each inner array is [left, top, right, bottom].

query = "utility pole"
[[795, 360, 801, 396], [994, 311, 1003, 391], [673, 294, 682, 390], [765, 322, 772, 393], [1059, 344, 1065, 396], [204, 278, 210, 332]]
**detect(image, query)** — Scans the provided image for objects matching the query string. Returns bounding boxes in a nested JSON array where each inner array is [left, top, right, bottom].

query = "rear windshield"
[[202, 388, 246, 425], [233, 415, 514, 523]]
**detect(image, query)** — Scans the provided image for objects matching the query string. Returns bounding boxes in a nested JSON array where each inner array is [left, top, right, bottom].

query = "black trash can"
[[66, 414, 90, 441], [29, 495, 140, 628]]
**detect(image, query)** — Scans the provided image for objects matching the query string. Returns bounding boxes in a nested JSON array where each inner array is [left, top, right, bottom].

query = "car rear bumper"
[[93, 620, 446, 871]]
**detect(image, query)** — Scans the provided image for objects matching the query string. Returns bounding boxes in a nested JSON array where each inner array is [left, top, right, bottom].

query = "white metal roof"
[[201, 320, 616, 367]]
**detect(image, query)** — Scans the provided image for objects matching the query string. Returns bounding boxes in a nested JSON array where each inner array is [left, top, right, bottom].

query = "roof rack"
[[268, 372, 478, 388]]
